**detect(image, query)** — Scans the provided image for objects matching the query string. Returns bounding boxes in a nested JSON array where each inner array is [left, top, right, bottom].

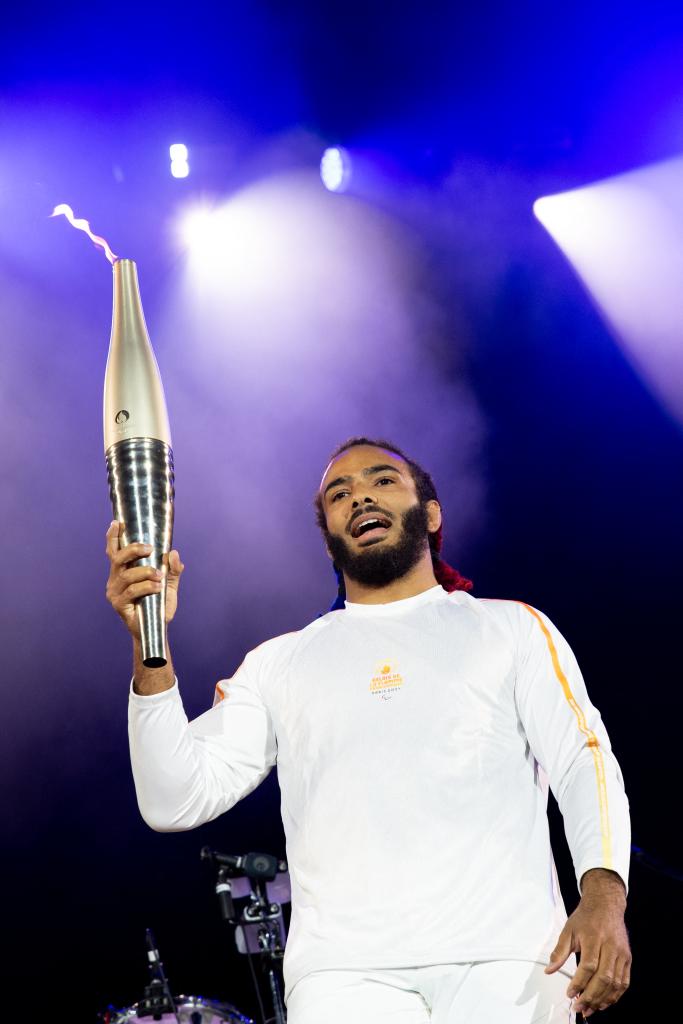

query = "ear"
[[426, 500, 442, 534]]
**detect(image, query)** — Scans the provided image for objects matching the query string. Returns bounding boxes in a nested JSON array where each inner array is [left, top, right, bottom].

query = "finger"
[[105, 521, 121, 559], [107, 564, 160, 605], [597, 955, 630, 1010], [545, 924, 574, 974], [168, 550, 184, 576], [119, 565, 163, 587], [620, 955, 631, 992], [575, 947, 619, 1014], [567, 952, 599, 1000], [111, 542, 153, 568], [121, 578, 163, 603]]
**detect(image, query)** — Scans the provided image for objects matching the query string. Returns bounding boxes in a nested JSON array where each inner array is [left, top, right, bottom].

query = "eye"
[[376, 477, 395, 486], [330, 490, 348, 503]]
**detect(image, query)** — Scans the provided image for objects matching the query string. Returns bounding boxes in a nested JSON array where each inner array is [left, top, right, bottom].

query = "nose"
[[351, 495, 376, 509]]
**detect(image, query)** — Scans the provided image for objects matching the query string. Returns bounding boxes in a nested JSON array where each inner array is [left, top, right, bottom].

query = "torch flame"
[[51, 203, 118, 264]]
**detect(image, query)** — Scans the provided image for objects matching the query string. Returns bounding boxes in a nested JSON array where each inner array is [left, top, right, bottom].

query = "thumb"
[[545, 924, 574, 974], [167, 550, 184, 585]]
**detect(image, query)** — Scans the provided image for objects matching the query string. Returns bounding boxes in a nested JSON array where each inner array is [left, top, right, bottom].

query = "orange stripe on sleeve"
[[519, 603, 613, 869]]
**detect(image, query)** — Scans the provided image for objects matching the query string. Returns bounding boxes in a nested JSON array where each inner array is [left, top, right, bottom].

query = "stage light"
[[169, 143, 190, 179], [532, 197, 552, 223], [320, 146, 351, 192], [177, 191, 292, 292], [534, 155, 683, 425], [179, 206, 223, 256]]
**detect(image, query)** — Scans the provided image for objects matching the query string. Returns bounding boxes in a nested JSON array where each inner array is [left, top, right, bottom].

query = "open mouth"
[[350, 513, 392, 540]]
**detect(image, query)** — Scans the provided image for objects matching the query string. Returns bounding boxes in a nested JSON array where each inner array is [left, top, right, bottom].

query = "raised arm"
[[105, 522, 276, 833], [128, 654, 277, 831]]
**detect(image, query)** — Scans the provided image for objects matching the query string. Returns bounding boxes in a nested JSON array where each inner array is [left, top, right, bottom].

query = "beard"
[[326, 502, 431, 588]]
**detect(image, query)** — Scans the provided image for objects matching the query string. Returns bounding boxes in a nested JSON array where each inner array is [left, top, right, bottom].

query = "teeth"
[[356, 517, 384, 535]]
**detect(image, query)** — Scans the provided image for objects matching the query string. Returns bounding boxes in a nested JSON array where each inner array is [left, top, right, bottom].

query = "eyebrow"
[[322, 464, 403, 498]]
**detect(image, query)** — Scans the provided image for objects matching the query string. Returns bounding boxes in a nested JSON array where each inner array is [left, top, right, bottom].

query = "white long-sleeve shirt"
[[129, 586, 630, 998]]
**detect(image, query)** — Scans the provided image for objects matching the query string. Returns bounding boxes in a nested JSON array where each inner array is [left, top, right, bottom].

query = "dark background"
[[1, 2, 682, 1019]]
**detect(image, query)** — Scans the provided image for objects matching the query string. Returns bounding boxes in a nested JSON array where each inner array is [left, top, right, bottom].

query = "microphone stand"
[[202, 848, 287, 1024], [246, 877, 287, 1024]]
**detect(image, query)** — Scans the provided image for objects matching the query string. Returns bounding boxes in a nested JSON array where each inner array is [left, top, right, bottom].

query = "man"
[[106, 437, 631, 1023]]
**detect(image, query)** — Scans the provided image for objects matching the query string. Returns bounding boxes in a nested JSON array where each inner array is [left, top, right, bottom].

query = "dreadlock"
[[315, 436, 473, 609]]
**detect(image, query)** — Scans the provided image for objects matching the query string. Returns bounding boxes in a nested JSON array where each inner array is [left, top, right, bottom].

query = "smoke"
[[0, 165, 486, 825], [0, 263, 117, 814], [157, 170, 485, 651]]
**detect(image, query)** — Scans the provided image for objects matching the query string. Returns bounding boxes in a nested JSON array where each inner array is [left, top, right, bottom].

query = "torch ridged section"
[[106, 438, 175, 667]]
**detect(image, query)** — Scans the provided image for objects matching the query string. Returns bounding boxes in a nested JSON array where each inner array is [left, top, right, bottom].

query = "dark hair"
[[315, 436, 473, 607]]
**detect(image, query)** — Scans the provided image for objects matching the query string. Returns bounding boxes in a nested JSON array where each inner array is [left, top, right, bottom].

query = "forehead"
[[319, 445, 409, 491]]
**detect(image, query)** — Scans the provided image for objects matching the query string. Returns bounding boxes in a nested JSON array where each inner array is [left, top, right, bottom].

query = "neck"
[[343, 549, 439, 605]]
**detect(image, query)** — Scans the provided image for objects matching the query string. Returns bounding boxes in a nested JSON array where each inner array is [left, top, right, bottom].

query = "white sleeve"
[[513, 602, 631, 893], [128, 651, 277, 832]]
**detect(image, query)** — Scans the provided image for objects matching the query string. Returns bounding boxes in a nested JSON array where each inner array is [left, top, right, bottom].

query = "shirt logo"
[[370, 661, 404, 700]]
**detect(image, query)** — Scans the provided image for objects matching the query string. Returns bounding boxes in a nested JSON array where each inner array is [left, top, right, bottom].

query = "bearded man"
[[106, 437, 631, 1024]]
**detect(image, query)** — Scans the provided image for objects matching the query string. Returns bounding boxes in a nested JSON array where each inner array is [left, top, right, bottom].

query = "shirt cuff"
[[576, 860, 629, 897], [128, 677, 179, 705]]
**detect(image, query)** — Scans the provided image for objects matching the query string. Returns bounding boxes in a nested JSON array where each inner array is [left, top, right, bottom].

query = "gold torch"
[[53, 206, 174, 666]]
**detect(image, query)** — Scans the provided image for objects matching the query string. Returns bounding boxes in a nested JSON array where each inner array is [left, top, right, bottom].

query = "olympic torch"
[[52, 205, 174, 667], [104, 259, 174, 667]]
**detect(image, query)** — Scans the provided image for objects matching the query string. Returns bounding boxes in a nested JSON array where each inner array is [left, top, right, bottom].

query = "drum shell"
[[109, 994, 252, 1024]]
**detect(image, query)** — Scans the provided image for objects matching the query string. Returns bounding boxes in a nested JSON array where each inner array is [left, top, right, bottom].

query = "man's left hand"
[[545, 868, 631, 1017]]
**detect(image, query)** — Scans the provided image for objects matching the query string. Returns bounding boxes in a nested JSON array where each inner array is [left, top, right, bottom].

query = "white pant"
[[287, 961, 575, 1024]]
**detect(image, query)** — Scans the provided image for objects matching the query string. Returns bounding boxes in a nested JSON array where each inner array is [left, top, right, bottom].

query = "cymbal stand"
[[137, 928, 180, 1024]]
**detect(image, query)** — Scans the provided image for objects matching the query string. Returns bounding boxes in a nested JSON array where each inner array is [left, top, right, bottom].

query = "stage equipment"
[[104, 258, 174, 667], [102, 929, 252, 1024], [202, 847, 289, 1024], [170, 143, 190, 178], [320, 146, 351, 192], [107, 994, 251, 1024]]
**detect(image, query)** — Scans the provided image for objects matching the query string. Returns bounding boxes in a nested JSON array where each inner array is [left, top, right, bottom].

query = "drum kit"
[[100, 848, 289, 1024]]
